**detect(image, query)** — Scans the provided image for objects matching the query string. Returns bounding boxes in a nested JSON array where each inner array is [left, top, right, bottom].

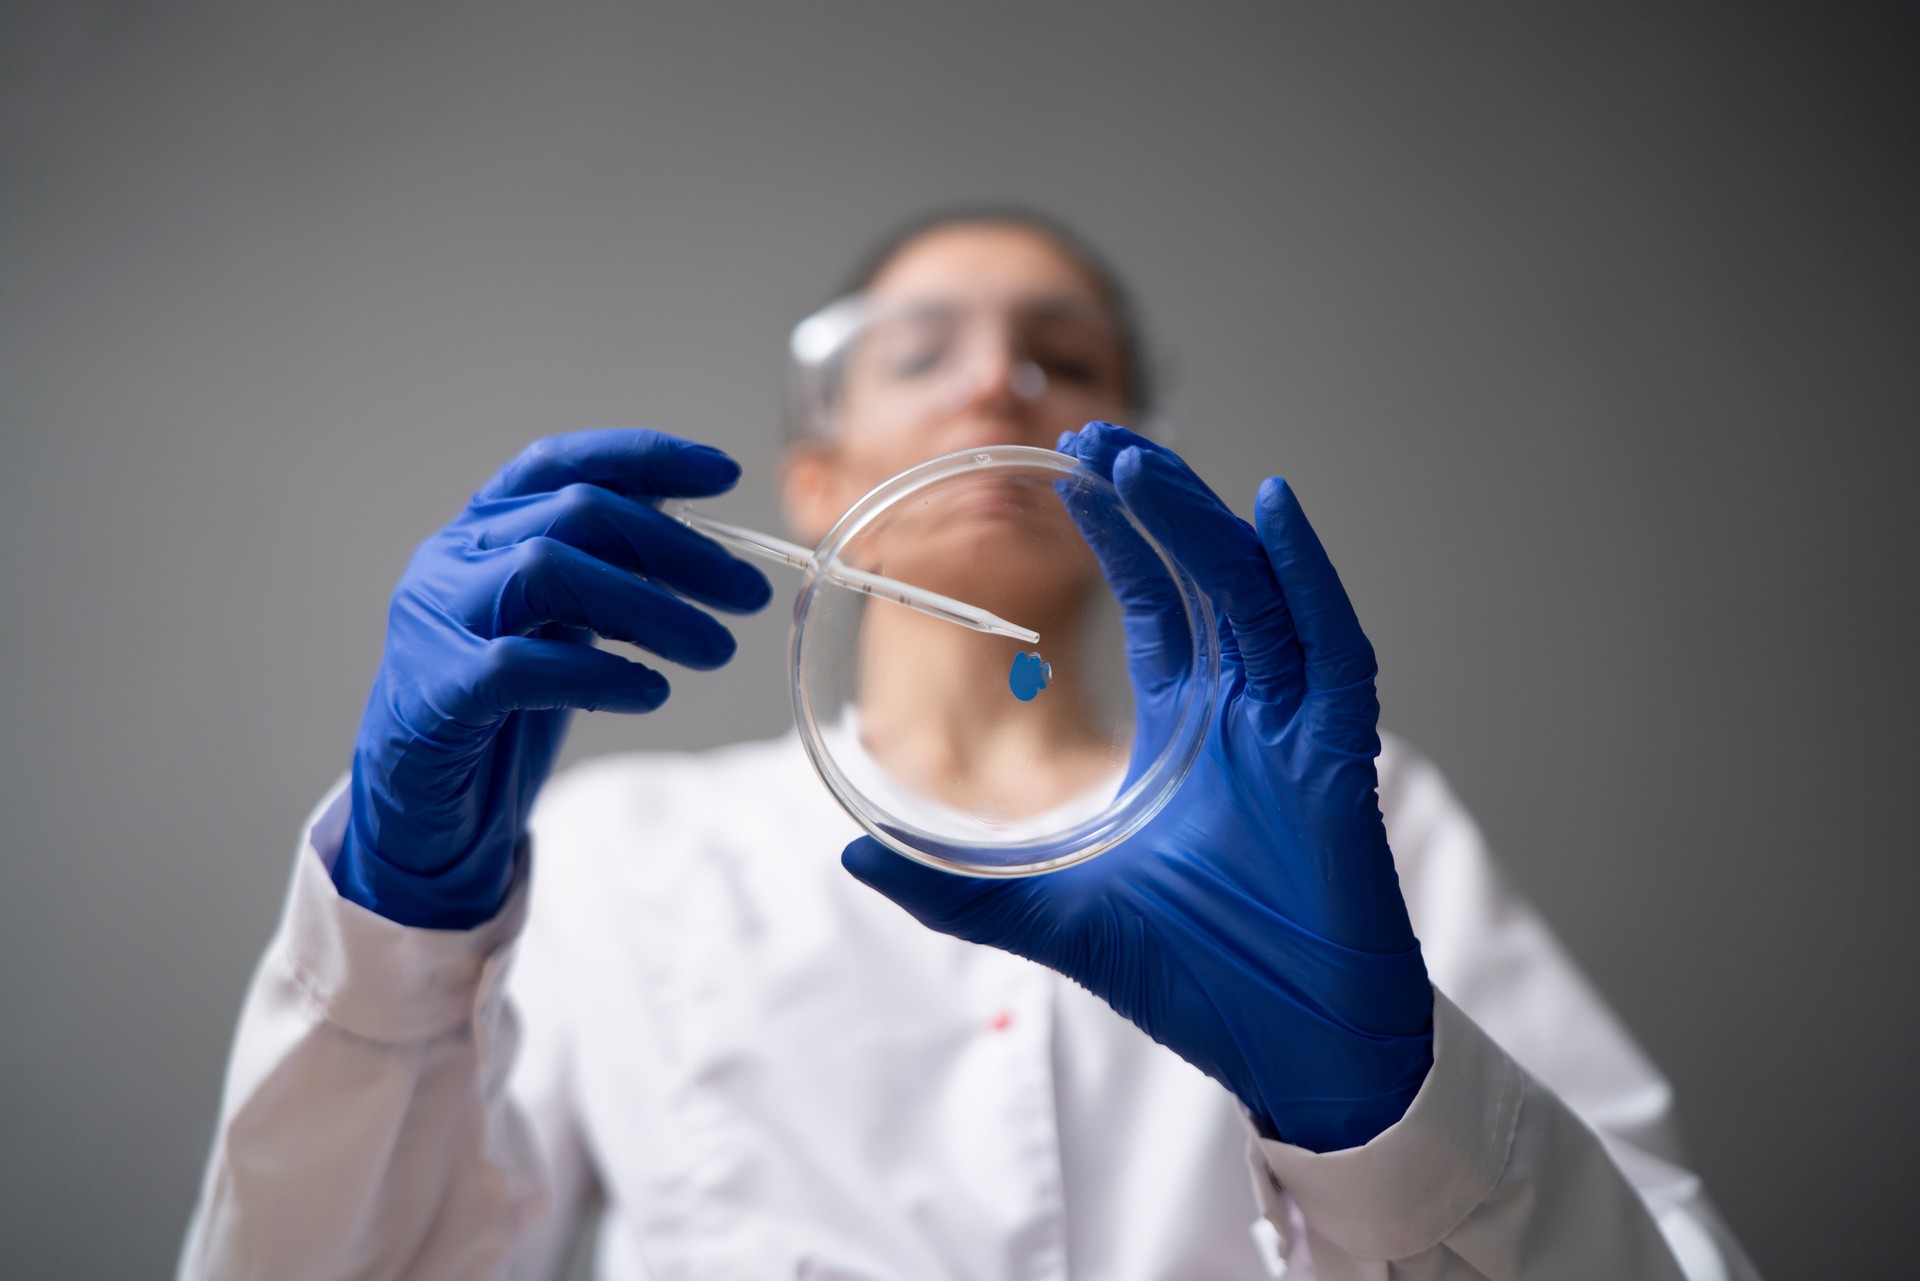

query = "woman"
[[179, 211, 1757, 1279]]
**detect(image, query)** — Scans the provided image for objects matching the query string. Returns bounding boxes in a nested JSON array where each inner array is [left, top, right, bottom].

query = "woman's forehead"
[[864, 223, 1106, 306]]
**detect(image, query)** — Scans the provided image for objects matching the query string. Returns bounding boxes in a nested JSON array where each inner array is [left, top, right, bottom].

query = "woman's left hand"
[[842, 423, 1434, 1153]]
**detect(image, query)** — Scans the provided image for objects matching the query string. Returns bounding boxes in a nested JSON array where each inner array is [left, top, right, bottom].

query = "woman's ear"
[[776, 440, 844, 547]]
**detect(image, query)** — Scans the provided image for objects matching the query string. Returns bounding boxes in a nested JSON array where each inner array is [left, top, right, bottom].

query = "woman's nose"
[[952, 340, 1048, 416]]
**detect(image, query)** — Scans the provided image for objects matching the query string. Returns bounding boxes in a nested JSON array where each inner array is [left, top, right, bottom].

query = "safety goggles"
[[787, 290, 1138, 440]]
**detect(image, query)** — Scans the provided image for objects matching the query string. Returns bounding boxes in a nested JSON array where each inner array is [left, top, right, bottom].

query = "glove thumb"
[[842, 836, 1024, 947]]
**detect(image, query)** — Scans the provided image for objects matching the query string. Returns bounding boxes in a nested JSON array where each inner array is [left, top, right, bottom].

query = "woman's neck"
[[853, 596, 1117, 817]]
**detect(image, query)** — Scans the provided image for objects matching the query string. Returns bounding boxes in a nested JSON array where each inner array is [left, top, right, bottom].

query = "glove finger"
[[476, 429, 744, 503], [1063, 423, 1281, 695], [466, 635, 671, 717], [1052, 475, 1192, 694], [1059, 420, 1161, 474], [1108, 444, 1305, 706], [485, 536, 737, 669], [841, 836, 1025, 948], [475, 484, 773, 615], [1252, 478, 1377, 694]]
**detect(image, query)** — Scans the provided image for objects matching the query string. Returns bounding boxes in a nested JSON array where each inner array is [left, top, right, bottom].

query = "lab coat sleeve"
[[1245, 742, 1760, 1280], [176, 785, 594, 1281]]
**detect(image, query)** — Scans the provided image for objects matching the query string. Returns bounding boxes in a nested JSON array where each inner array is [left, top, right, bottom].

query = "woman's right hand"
[[331, 429, 773, 928]]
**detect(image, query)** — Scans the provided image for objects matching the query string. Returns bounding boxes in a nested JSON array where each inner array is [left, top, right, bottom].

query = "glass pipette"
[[661, 502, 1040, 644]]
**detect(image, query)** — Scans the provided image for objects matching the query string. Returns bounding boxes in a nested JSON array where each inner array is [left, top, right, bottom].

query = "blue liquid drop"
[[1008, 651, 1052, 702]]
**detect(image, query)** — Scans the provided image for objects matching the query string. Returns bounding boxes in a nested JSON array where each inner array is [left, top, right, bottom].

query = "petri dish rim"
[[789, 445, 1220, 878]]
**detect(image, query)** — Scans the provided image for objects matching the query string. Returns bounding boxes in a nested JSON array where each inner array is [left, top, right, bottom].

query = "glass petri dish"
[[791, 445, 1219, 876]]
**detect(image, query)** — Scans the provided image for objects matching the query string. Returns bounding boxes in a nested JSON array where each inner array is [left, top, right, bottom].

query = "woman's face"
[[779, 222, 1134, 545]]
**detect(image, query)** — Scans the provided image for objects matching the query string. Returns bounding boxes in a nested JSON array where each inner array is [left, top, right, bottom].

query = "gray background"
[[2, 2, 1913, 1275]]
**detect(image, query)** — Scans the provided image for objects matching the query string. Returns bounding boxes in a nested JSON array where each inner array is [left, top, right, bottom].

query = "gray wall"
[[3, 3, 1912, 1275]]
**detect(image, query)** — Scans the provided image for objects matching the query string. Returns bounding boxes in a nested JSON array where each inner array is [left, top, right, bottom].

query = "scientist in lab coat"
[[180, 210, 1759, 1280]]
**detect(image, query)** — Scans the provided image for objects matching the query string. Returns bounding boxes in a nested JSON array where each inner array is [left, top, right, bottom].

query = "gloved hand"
[[843, 423, 1433, 1152], [333, 429, 771, 929]]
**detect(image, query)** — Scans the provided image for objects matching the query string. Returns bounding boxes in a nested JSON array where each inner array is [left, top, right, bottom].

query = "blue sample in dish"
[[1008, 651, 1052, 702]]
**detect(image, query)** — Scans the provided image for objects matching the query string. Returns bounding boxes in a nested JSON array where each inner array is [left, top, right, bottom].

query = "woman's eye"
[[1026, 315, 1122, 390], [1031, 340, 1113, 386], [876, 315, 958, 380], [892, 342, 947, 377], [1039, 355, 1096, 384]]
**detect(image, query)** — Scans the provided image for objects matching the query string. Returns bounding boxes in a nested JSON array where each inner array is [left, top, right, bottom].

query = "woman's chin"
[[889, 542, 1094, 620]]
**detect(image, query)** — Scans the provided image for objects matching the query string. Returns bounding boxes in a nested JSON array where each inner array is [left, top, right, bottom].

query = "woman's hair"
[[823, 204, 1155, 419]]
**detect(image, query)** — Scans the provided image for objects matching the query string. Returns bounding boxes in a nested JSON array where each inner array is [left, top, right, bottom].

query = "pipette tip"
[[986, 618, 1041, 645]]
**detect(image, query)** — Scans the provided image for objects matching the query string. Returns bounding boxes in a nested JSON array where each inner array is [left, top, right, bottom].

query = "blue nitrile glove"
[[333, 429, 772, 929], [843, 423, 1433, 1152]]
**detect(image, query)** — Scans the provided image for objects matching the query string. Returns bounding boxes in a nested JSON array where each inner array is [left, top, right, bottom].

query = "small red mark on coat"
[[987, 1009, 1014, 1033]]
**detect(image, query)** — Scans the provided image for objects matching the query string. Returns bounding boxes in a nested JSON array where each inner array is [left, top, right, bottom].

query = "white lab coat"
[[180, 731, 1758, 1280]]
